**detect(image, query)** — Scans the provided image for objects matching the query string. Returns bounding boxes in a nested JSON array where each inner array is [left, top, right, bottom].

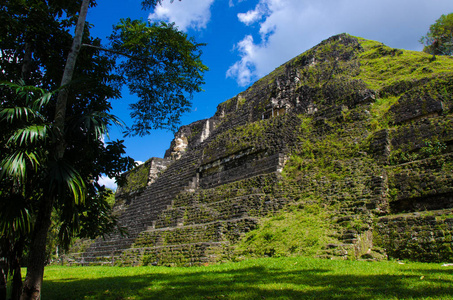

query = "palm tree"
[[0, 82, 85, 299], [0, 81, 126, 299]]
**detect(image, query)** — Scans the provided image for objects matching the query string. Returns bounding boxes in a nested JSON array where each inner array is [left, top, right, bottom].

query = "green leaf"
[[0, 201, 32, 236], [48, 160, 87, 205], [8, 124, 49, 146], [0, 107, 37, 123], [0, 149, 43, 181]]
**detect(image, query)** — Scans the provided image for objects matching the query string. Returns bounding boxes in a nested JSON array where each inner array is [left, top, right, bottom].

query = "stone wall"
[[117, 173, 287, 266], [370, 63, 453, 262], [375, 210, 453, 262]]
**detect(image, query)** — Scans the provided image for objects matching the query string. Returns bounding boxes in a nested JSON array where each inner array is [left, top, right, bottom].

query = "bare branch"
[[82, 43, 138, 61]]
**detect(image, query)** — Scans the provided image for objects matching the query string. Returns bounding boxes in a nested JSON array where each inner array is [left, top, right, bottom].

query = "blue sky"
[[88, 0, 453, 188]]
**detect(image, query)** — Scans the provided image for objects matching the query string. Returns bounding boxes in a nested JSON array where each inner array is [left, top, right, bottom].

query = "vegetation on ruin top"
[[355, 37, 453, 91]]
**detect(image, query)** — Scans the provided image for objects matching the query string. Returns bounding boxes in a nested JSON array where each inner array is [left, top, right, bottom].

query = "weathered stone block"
[[389, 91, 443, 124]]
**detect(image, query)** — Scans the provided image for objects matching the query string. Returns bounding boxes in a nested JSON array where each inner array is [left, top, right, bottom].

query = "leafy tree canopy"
[[420, 13, 453, 56], [109, 19, 208, 135]]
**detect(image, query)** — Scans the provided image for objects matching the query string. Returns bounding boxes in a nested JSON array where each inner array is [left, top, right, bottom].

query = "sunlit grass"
[[41, 256, 453, 299], [234, 203, 337, 259], [355, 38, 453, 91]]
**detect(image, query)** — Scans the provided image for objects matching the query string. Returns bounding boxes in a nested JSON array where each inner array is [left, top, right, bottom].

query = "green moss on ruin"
[[355, 37, 453, 92], [118, 162, 150, 195], [202, 114, 300, 164], [234, 203, 337, 259]]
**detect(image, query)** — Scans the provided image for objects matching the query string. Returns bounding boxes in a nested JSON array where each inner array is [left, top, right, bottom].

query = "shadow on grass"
[[43, 265, 453, 300]]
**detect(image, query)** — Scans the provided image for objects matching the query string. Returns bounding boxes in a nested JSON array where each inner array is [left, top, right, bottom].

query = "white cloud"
[[226, 35, 257, 86], [229, 0, 246, 7], [149, 0, 215, 31], [227, 0, 453, 86], [237, 3, 266, 25], [98, 175, 118, 191]]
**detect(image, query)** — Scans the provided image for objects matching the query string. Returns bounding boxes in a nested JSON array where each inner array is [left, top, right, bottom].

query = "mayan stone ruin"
[[66, 34, 453, 266]]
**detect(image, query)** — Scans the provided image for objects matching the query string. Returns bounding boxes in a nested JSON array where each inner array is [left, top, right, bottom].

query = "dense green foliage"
[[41, 258, 453, 299], [110, 19, 208, 135], [420, 13, 453, 56], [0, 5, 132, 292]]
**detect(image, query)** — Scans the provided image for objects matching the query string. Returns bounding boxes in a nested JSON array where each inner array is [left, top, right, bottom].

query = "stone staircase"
[[73, 148, 203, 265], [68, 113, 295, 265], [117, 173, 288, 266], [316, 173, 388, 260]]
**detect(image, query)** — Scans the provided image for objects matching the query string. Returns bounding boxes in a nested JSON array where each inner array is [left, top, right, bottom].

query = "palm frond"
[[1, 80, 46, 104], [0, 149, 43, 180], [0, 195, 33, 235], [31, 88, 55, 112], [75, 111, 125, 140], [48, 160, 86, 205], [1, 81, 55, 123], [0, 107, 38, 123], [7, 124, 49, 146]]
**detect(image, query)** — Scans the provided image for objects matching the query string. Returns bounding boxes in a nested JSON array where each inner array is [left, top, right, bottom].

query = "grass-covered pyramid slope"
[[71, 34, 453, 266]]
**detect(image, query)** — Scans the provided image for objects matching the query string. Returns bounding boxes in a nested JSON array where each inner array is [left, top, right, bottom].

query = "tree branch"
[[82, 43, 137, 60], [81, 43, 151, 62]]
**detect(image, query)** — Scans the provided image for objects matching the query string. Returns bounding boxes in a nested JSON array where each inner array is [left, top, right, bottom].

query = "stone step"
[[134, 217, 259, 248], [119, 241, 230, 267]]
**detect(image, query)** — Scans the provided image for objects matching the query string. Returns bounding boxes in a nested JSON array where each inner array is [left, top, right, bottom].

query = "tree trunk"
[[20, 1, 90, 299], [54, 0, 90, 159], [19, 196, 53, 300], [0, 260, 6, 300], [11, 261, 22, 300], [11, 239, 25, 300], [21, 42, 33, 84]]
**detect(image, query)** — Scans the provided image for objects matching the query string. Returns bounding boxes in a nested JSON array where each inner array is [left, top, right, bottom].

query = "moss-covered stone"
[[375, 210, 453, 262]]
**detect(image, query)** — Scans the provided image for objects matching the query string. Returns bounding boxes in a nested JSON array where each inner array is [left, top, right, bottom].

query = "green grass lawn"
[[39, 256, 453, 300]]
